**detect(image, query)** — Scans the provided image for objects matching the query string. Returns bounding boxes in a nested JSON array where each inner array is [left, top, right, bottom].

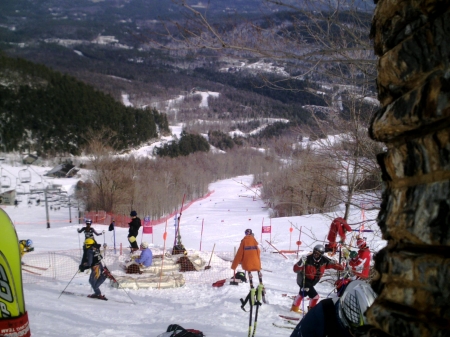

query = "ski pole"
[[302, 257, 306, 318], [77, 232, 81, 258], [251, 285, 263, 337], [58, 269, 80, 299], [102, 230, 106, 256], [248, 290, 254, 337]]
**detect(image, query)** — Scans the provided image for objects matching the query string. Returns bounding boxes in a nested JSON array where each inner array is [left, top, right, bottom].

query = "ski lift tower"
[[30, 186, 62, 229]]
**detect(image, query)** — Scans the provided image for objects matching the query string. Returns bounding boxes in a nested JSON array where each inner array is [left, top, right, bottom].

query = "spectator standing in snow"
[[128, 210, 141, 251], [289, 280, 377, 337], [231, 229, 264, 292], [231, 228, 261, 273], [291, 244, 345, 313], [348, 237, 372, 280], [326, 217, 352, 252], [79, 238, 107, 300]]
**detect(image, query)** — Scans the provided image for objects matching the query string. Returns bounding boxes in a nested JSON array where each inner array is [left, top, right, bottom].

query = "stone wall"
[[368, 0, 450, 336]]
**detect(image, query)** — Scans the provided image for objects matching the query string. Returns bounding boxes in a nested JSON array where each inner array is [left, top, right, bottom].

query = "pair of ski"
[[22, 263, 49, 275], [273, 315, 301, 330], [62, 291, 124, 302]]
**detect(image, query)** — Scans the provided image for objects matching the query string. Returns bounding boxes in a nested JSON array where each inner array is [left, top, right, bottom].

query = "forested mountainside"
[[0, 0, 349, 134], [0, 52, 169, 156]]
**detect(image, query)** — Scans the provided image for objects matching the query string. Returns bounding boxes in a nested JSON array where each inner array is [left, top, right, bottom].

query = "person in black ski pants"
[[78, 219, 104, 260], [79, 238, 107, 299], [290, 280, 377, 337], [128, 210, 141, 251], [77, 219, 104, 243]]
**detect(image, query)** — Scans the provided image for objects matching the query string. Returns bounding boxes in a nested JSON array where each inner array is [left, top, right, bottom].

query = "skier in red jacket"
[[348, 237, 371, 279], [325, 217, 352, 252], [291, 244, 345, 313]]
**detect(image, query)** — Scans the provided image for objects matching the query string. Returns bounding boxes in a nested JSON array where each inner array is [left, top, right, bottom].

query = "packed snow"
[[3, 161, 384, 337]]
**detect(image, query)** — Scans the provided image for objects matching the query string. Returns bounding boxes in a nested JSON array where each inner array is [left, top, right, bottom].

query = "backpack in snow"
[[235, 271, 247, 283], [157, 324, 205, 337]]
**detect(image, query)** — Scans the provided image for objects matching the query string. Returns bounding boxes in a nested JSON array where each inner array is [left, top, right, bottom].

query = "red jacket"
[[349, 248, 371, 279], [327, 217, 352, 243], [293, 254, 344, 287], [231, 235, 261, 272]]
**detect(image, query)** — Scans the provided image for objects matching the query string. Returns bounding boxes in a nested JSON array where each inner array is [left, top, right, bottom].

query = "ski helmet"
[[245, 229, 252, 235], [85, 219, 92, 225], [338, 280, 377, 330], [356, 237, 367, 249], [85, 238, 95, 247], [26, 239, 33, 247], [312, 244, 325, 262], [313, 244, 325, 255]]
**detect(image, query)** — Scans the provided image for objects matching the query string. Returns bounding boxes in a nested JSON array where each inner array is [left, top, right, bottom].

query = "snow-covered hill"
[[3, 156, 384, 336]]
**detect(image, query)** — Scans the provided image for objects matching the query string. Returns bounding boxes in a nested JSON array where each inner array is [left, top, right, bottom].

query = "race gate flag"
[[262, 226, 271, 233], [0, 209, 31, 337], [143, 216, 152, 234]]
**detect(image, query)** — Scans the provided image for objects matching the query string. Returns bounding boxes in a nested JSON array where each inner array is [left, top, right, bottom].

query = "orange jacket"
[[231, 235, 261, 271]]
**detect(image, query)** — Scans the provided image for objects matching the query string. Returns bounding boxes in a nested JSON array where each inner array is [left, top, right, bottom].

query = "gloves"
[[296, 259, 304, 267], [349, 251, 358, 259]]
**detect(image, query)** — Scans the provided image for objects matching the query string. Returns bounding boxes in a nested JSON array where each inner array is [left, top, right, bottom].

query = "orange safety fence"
[[83, 191, 215, 229]]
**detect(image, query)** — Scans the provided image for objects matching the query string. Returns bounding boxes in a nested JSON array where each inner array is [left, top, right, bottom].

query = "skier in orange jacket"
[[231, 228, 261, 272], [231, 229, 264, 302]]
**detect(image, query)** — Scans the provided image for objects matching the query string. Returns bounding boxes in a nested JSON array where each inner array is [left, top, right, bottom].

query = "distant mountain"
[[0, 0, 374, 148]]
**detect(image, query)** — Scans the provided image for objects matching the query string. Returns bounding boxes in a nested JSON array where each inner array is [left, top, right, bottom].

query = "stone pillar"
[[368, 0, 450, 336]]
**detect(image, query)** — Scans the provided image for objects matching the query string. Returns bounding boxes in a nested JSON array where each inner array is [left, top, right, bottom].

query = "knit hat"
[[141, 241, 149, 249], [130, 210, 137, 217]]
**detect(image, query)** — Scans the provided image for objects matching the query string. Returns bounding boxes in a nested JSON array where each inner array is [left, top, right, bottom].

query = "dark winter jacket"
[[79, 244, 102, 271], [128, 217, 141, 238], [294, 254, 344, 288], [290, 298, 353, 337]]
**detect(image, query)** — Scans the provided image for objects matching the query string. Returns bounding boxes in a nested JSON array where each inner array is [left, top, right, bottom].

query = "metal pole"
[[68, 196, 72, 223], [44, 189, 50, 228], [113, 225, 116, 254]]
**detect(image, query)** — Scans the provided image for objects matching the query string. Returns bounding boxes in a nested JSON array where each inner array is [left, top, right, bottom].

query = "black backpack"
[[165, 324, 204, 337]]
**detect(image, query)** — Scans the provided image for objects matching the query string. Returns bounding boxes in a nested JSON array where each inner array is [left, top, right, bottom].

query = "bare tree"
[[81, 129, 133, 213]]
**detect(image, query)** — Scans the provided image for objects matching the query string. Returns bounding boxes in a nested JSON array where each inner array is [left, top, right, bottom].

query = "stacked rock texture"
[[368, 0, 450, 336]]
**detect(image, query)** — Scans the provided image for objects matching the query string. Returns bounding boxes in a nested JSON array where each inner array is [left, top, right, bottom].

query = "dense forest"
[[0, 53, 170, 156]]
